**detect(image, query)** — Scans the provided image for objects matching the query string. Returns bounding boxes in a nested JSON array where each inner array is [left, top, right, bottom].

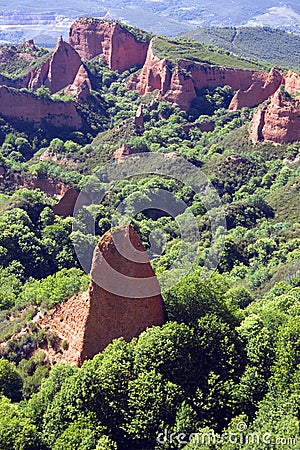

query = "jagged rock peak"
[[20, 39, 36, 50], [26, 34, 84, 95], [56, 35, 64, 46]]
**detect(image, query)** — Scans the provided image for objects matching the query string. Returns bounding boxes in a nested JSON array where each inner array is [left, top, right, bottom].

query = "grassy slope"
[[179, 26, 300, 70], [153, 36, 267, 70]]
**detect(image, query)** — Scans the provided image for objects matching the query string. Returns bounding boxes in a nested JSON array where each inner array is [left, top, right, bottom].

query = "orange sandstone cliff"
[[40, 226, 166, 366], [250, 90, 300, 144], [284, 70, 300, 96], [0, 36, 90, 128], [0, 85, 82, 128], [128, 38, 284, 111], [69, 18, 150, 71], [229, 67, 283, 110], [2, 20, 300, 142]]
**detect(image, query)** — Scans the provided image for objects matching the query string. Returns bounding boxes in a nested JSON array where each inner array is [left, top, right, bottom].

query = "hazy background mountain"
[[1, 0, 300, 46], [180, 26, 300, 70]]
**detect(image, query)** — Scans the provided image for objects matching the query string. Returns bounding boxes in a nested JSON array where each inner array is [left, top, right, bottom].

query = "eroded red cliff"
[[27, 36, 86, 95], [40, 226, 166, 365], [0, 85, 82, 128], [128, 39, 285, 111], [64, 63, 91, 100], [69, 18, 150, 71], [284, 70, 300, 96], [229, 67, 283, 110], [52, 188, 79, 218], [249, 90, 300, 144]]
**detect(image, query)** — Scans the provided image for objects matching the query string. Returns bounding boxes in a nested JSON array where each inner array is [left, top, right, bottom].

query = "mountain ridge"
[[0, 18, 300, 144], [1, 1, 300, 45], [180, 26, 300, 69]]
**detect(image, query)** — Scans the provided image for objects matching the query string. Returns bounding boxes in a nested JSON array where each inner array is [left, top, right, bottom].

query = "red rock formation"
[[113, 143, 145, 160], [53, 188, 79, 218], [128, 40, 172, 97], [40, 226, 166, 365], [129, 38, 285, 111], [27, 59, 50, 91], [181, 120, 214, 133], [28, 36, 84, 94], [134, 104, 144, 133], [0, 36, 89, 97], [284, 70, 300, 96], [69, 18, 150, 72], [249, 90, 300, 144], [7, 172, 78, 217], [40, 291, 91, 366], [18, 52, 35, 61], [64, 64, 91, 100], [19, 39, 36, 51], [164, 64, 196, 111], [229, 67, 283, 110], [11, 174, 71, 197], [0, 85, 82, 129]]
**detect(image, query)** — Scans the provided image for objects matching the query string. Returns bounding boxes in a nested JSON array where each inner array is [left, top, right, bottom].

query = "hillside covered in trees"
[[180, 26, 300, 70], [0, 18, 299, 450]]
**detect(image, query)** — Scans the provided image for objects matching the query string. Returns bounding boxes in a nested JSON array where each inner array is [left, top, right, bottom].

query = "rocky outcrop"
[[229, 67, 283, 110], [53, 188, 79, 218], [113, 143, 146, 160], [128, 39, 172, 96], [10, 173, 71, 197], [128, 39, 285, 111], [0, 41, 36, 65], [64, 64, 91, 100], [27, 36, 84, 94], [249, 90, 300, 144], [69, 18, 150, 72], [283, 70, 300, 96], [0, 36, 91, 98], [0, 85, 82, 128], [40, 226, 166, 365], [181, 120, 215, 133], [19, 39, 36, 51], [5, 171, 78, 217], [134, 104, 144, 133]]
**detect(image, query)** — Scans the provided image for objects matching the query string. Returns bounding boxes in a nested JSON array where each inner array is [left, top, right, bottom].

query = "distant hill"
[[179, 27, 300, 70], [1, 0, 300, 45]]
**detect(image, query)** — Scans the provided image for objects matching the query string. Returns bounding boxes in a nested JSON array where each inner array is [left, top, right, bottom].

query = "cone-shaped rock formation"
[[40, 226, 166, 365]]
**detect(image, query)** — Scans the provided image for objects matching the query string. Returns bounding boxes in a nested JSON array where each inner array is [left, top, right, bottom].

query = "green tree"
[[0, 396, 43, 450], [35, 86, 51, 99], [124, 370, 183, 448], [164, 270, 233, 324], [53, 413, 108, 450], [0, 358, 23, 402]]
